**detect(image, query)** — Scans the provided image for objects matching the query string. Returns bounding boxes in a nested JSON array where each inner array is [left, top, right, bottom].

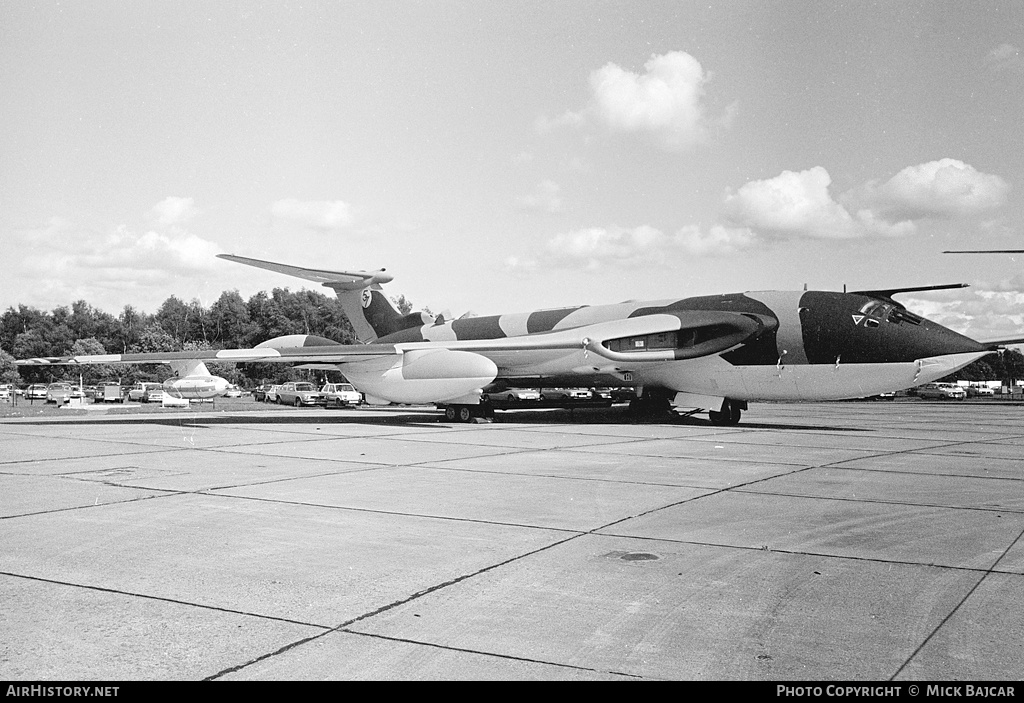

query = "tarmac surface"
[[1, 399, 1022, 681]]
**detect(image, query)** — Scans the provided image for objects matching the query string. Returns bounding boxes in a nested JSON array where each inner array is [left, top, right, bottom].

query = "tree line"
[[0, 288, 361, 387]]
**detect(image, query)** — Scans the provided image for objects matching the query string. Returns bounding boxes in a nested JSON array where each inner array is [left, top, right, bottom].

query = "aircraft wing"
[[17, 311, 774, 404], [14, 344, 399, 367]]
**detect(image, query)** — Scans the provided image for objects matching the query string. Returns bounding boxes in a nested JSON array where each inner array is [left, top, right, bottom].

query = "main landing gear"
[[442, 404, 491, 423], [628, 393, 673, 417], [708, 399, 745, 426]]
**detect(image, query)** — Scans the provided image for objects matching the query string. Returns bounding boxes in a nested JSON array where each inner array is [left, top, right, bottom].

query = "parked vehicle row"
[[252, 382, 364, 407], [480, 387, 635, 406]]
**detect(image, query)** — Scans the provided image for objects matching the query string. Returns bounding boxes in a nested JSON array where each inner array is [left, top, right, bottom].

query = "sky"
[[2, 0, 1023, 344]]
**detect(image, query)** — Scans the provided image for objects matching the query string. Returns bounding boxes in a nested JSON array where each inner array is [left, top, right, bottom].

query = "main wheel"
[[444, 406, 457, 421], [458, 406, 474, 422]]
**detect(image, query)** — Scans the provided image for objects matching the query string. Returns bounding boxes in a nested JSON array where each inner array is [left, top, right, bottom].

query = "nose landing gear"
[[708, 399, 745, 426]]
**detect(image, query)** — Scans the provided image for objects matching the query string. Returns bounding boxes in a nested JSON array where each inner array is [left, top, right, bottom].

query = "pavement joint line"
[[586, 531, 1024, 576], [0, 489, 194, 521], [0, 446, 185, 468], [199, 445, 539, 470], [193, 463, 402, 492], [0, 569, 332, 630], [792, 462, 1024, 483], [889, 522, 1024, 681], [729, 487, 1024, 515], [335, 629, 648, 679], [191, 490, 589, 535], [399, 460, 798, 490], [202, 629, 340, 680], [562, 446, 821, 467], [205, 531, 587, 680], [583, 444, 958, 533]]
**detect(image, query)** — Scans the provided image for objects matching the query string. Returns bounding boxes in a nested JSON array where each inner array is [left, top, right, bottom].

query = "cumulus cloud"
[[721, 167, 914, 239], [18, 222, 220, 279], [3, 212, 223, 314], [540, 51, 726, 151], [848, 159, 1011, 222], [671, 225, 756, 256], [518, 180, 563, 213], [271, 198, 354, 230], [505, 159, 1011, 278], [986, 43, 1024, 74], [506, 223, 755, 274], [149, 196, 198, 227], [901, 277, 1024, 344]]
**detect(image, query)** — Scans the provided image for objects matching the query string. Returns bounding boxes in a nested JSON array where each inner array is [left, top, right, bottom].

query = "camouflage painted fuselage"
[[357, 288, 988, 403]]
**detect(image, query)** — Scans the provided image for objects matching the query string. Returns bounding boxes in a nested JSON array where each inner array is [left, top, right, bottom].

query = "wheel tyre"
[[294, 398, 301, 407], [507, 394, 516, 402], [709, 400, 742, 426], [458, 406, 473, 422], [444, 406, 457, 421]]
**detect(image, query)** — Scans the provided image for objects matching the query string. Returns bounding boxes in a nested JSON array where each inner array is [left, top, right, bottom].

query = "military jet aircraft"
[[17, 254, 994, 424]]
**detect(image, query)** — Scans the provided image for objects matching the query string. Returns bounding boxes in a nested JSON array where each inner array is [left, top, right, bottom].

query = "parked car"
[[966, 385, 996, 398], [223, 384, 243, 398], [320, 382, 362, 407], [915, 383, 967, 400], [483, 388, 541, 403], [46, 382, 74, 404], [128, 382, 165, 403], [539, 388, 593, 401], [25, 384, 48, 401], [276, 382, 322, 406], [0, 384, 13, 400], [263, 385, 282, 403]]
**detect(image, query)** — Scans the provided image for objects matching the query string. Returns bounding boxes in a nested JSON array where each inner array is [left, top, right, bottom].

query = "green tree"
[[68, 338, 116, 383], [209, 290, 255, 347], [0, 349, 22, 385], [155, 296, 192, 344]]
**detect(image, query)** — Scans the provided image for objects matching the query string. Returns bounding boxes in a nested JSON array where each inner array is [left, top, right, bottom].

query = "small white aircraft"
[[18, 254, 997, 423]]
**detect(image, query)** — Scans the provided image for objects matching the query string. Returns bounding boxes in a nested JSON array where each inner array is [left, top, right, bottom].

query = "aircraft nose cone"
[[907, 321, 989, 359], [800, 292, 991, 364]]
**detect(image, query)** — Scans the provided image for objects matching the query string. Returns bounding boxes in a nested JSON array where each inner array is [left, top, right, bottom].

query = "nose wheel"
[[708, 399, 744, 426]]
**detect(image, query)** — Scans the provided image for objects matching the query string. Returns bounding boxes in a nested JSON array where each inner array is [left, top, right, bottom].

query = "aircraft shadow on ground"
[[7, 405, 870, 432]]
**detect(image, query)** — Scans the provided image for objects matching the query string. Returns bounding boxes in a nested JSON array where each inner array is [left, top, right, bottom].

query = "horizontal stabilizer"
[[852, 283, 969, 299], [217, 254, 393, 291], [980, 336, 1024, 348]]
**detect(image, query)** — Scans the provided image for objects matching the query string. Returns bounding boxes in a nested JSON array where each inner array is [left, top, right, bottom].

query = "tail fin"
[[218, 254, 425, 343], [327, 284, 432, 342]]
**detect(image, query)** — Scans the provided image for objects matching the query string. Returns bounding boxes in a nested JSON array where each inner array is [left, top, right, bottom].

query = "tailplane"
[[217, 254, 425, 343]]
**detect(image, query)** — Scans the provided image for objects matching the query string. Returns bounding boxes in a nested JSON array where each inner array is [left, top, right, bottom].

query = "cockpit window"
[[888, 308, 922, 325], [859, 301, 893, 320]]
